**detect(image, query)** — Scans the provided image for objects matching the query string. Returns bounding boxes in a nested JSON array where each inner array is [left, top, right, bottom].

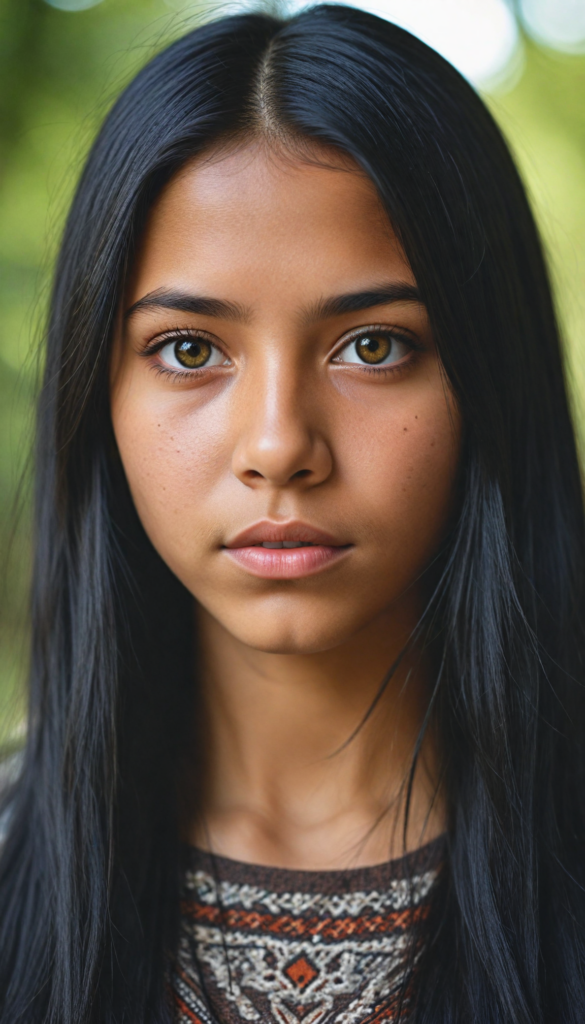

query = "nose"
[[231, 363, 333, 490]]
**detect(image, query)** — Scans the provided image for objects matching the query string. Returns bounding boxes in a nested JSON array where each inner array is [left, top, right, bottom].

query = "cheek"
[[112, 379, 232, 551], [365, 420, 458, 518], [339, 394, 460, 577]]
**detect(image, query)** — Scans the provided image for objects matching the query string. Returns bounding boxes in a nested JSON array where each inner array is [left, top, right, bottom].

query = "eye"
[[335, 330, 411, 366], [158, 335, 227, 370]]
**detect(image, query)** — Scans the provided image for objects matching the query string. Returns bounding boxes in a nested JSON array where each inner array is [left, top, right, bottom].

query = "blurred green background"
[[0, 0, 584, 746]]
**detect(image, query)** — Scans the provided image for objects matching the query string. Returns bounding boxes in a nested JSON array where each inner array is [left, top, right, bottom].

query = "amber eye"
[[174, 338, 211, 368], [355, 333, 392, 364], [335, 329, 411, 370]]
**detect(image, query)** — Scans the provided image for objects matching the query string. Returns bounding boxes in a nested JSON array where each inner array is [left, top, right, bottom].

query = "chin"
[[216, 610, 354, 655]]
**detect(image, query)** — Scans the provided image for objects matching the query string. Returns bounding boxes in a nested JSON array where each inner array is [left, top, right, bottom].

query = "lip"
[[223, 520, 352, 580]]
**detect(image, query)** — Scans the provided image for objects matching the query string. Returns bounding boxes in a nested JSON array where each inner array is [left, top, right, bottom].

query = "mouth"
[[223, 521, 352, 580]]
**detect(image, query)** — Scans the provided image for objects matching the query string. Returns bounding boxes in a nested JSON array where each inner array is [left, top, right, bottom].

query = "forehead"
[[128, 142, 413, 305]]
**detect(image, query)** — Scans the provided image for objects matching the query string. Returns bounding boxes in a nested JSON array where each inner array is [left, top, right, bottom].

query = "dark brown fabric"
[[171, 838, 444, 1024]]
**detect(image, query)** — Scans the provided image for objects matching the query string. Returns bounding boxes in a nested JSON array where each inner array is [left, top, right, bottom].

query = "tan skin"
[[111, 141, 461, 870]]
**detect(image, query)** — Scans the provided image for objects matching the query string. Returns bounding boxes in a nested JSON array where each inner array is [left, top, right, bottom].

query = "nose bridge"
[[260, 353, 304, 448], [232, 345, 331, 488]]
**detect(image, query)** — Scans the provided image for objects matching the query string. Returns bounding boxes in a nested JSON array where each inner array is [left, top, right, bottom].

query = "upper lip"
[[224, 520, 345, 548]]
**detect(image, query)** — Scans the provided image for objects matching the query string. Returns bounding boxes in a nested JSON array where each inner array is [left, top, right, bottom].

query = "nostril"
[[292, 469, 311, 480]]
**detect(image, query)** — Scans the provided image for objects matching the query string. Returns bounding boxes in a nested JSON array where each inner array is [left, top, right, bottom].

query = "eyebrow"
[[124, 289, 250, 323], [304, 284, 422, 322], [124, 283, 422, 325]]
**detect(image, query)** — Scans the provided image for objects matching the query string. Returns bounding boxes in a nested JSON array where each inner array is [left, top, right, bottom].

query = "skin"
[[111, 140, 461, 869]]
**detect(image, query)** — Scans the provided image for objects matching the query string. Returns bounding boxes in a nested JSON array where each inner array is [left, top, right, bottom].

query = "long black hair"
[[1, 6, 584, 1022]]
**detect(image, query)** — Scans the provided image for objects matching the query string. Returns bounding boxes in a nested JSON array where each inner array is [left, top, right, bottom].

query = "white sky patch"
[[285, 0, 520, 88], [519, 0, 585, 52]]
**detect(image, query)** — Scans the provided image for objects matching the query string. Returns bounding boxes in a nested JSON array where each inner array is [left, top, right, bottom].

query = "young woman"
[[1, 5, 584, 1022]]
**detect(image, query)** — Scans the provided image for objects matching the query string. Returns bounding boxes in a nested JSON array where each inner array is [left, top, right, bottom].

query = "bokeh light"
[[519, 0, 585, 53], [284, 0, 520, 88], [44, 0, 105, 10]]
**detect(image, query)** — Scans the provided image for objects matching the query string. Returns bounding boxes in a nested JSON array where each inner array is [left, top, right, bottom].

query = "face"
[[111, 142, 461, 654]]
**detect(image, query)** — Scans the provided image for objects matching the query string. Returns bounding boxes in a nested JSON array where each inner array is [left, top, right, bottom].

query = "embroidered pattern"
[[171, 843, 441, 1024]]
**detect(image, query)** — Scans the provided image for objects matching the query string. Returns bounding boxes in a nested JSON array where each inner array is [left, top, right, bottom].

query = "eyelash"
[[141, 328, 227, 380], [331, 326, 421, 377], [141, 325, 422, 379]]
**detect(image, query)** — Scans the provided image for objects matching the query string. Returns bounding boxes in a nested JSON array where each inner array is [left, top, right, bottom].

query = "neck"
[[186, 597, 444, 870]]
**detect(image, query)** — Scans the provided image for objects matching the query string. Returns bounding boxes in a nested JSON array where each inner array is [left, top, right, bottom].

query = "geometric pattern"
[[171, 839, 443, 1024]]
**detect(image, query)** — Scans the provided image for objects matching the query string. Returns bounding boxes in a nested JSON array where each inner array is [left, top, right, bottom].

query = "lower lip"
[[224, 545, 350, 579]]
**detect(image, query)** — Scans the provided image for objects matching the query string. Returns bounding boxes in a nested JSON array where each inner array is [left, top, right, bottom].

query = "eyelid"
[[140, 326, 225, 356]]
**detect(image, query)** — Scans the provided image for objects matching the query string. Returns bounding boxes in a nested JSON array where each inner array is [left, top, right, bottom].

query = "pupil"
[[357, 333, 391, 364], [175, 338, 211, 368]]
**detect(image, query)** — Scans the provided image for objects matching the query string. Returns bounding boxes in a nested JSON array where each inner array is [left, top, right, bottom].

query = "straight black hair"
[[1, 6, 584, 1022]]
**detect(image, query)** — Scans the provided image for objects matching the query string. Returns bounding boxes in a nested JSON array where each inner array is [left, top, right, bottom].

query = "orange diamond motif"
[[284, 956, 319, 990]]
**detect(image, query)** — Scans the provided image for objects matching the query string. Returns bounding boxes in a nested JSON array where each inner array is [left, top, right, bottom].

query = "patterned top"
[[171, 838, 443, 1024]]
